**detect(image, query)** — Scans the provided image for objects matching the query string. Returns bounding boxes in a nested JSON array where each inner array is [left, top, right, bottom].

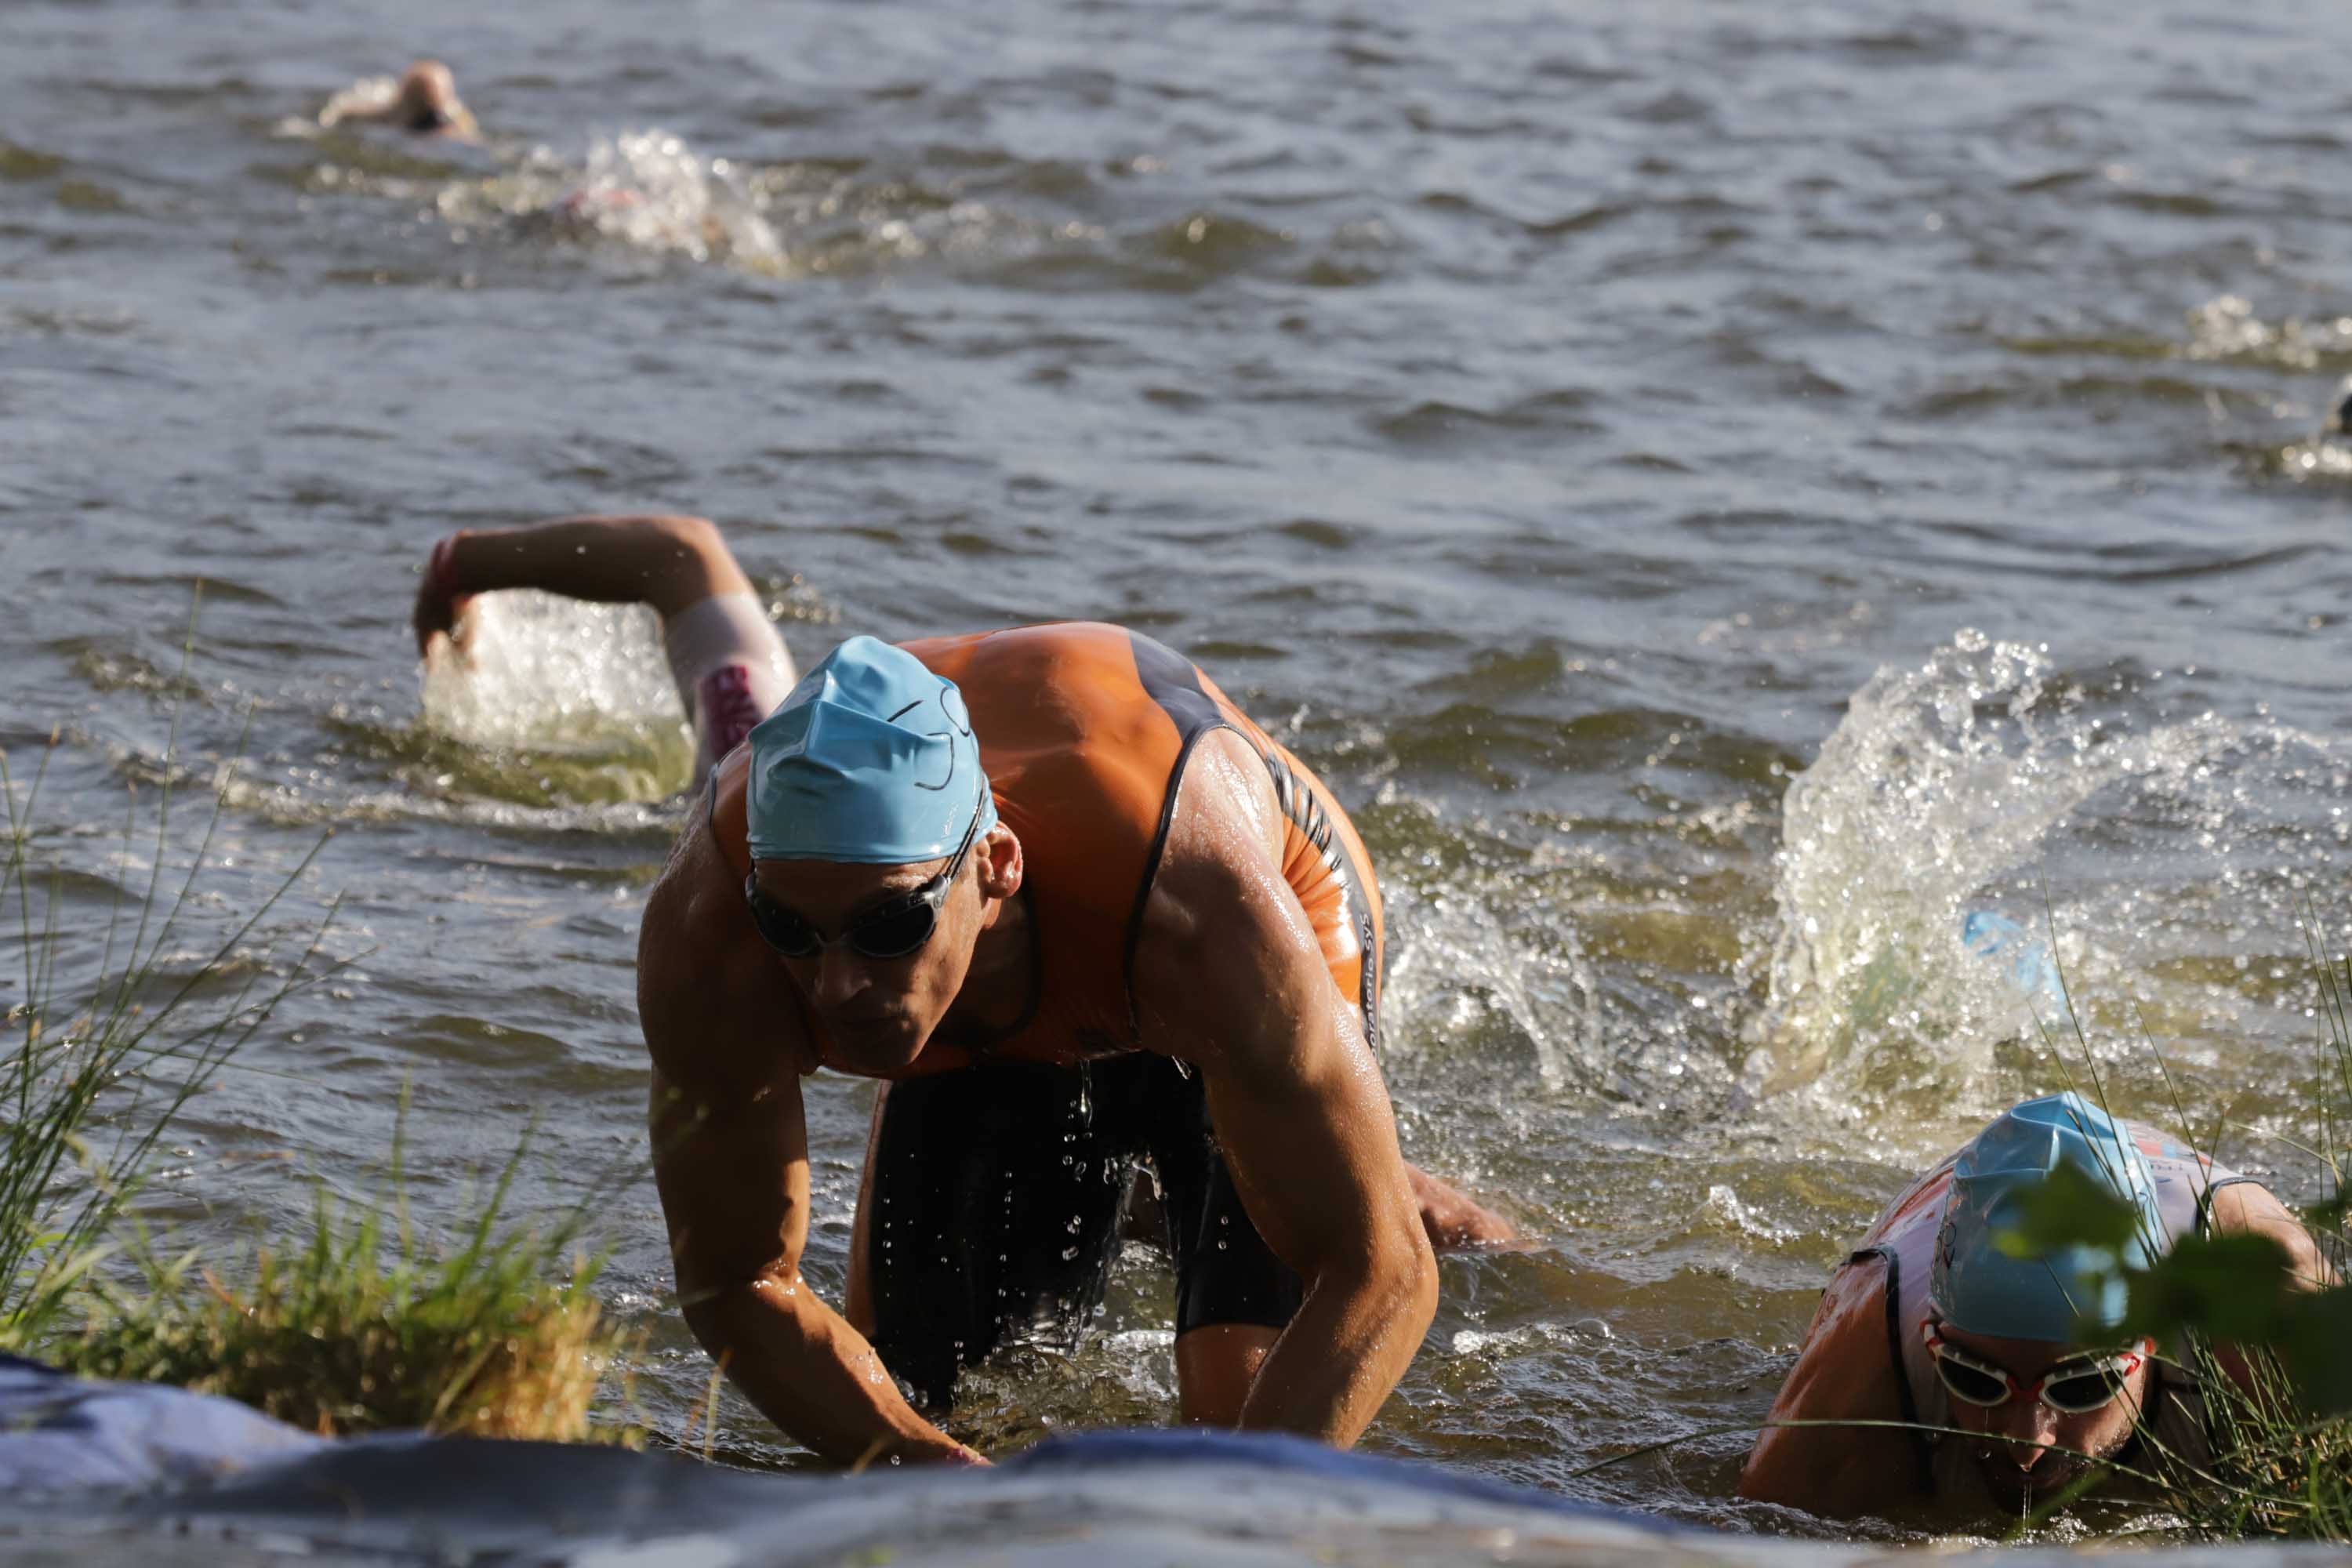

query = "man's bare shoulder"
[[1738, 1250, 1916, 1515], [1130, 727, 1300, 1065], [638, 811, 807, 1085], [2208, 1178, 2337, 1289]]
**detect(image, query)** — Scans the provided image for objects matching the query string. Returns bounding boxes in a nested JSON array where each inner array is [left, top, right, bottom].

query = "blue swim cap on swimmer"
[[1928, 1091, 2164, 1341], [745, 636, 996, 864]]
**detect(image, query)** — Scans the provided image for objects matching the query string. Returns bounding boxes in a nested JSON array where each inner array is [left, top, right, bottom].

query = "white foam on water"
[[2180, 293, 2352, 371], [1381, 881, 1601, 1096], [537, 130, 784, 268], [417, 590, 694, 799]]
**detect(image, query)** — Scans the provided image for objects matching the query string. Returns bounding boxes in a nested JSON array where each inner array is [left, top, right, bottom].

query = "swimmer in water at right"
[[1737, 1092, 2333, 1523], [319, 60, 479, 142]]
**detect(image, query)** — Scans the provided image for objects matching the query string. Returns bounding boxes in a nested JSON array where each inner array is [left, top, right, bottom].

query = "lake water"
[[6, 0, 2350, 1543]]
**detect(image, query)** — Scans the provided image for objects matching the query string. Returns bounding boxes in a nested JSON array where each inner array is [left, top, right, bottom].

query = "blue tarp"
[[0, 1353, 1669, 1560], [0, 1352, 321, 1494]]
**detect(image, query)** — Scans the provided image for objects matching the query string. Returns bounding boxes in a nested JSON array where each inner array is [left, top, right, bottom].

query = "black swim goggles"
[[743, 806, 984, 962]]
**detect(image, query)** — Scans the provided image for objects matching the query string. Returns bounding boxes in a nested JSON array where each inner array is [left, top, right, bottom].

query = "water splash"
[[1381, 880, 1601, 1095], [416, 590, 694, 803], [511, 130, 785, 268], [2180, 295, 2352, 372], [1737, 630, 2251, 1112]]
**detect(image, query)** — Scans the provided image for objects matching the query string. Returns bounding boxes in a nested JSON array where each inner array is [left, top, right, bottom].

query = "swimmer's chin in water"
[[319, 60, 480, 144]]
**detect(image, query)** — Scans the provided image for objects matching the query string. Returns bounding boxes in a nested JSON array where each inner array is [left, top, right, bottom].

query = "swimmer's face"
[[2328, 376, 2352, 437], [752, 826, 1019, 1073], [1936, 1324, 2151, 1511]]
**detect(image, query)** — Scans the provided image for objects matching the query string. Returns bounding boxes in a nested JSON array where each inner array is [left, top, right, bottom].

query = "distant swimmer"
[[2325, 373, 2352, 440], [409, 517, 1515, 1466], [1737, 1092, 2331, 1522], [320, 59, 480, 142]]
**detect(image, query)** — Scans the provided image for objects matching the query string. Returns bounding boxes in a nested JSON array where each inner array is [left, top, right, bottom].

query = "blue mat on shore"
[[0, 1352, 1666, 1550]]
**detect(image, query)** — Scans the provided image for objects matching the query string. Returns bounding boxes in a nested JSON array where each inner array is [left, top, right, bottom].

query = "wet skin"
[[1737, 1178, 2332, 1521], [1929, 1324, 2149, 1508], [749, 839, 1021, 1080], [639, 728, 1444, 1465]]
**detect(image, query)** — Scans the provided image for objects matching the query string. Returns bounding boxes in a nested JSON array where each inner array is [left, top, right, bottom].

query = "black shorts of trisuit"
[[862, 1051, 1302, 1412]]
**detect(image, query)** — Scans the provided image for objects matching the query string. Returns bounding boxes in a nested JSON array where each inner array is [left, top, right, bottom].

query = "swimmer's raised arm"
[[639, 859, 982, 1467], [412, 514, 755, 655]]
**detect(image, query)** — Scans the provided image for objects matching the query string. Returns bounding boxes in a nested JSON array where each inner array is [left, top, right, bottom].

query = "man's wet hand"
[[1406, 1165, 1524, 1250], [412, 535, 474, 658]]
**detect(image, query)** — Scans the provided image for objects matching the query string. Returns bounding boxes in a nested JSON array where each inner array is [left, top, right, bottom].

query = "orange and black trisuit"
[[706, 622, 1387, 1408]]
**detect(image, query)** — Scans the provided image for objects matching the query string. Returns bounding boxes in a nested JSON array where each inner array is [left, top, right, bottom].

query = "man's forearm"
[[683, 1274, 975, 1465], [443, 515, 742, 615], [1236, 1250, 1436, 1447]]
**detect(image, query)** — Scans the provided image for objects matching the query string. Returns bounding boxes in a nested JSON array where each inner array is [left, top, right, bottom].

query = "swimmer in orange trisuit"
[[1738, 1092, 2331, 1522], [322, 60, 480, 142], [406, 514, 1516, 1465]]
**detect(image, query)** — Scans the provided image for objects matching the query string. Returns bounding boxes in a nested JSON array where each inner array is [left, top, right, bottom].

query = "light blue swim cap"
[[1927, 1091, 2164, 1342], [745, 636, 997, 865]]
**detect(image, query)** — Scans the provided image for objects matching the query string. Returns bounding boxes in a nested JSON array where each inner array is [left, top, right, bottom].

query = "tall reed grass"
[[2022, 908, 2352, 1542], [56, 1097, 622, 1440], [0, 706, 333, 1348]]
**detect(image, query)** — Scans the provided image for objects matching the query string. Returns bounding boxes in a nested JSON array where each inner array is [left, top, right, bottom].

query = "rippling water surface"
[[8, 0, 2352, 1542]]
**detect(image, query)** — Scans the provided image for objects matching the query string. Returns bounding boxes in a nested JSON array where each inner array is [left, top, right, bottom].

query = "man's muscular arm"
[[639, 860, 979, 1467], [2209, 1179, 2338, 1292], [415, 514, 753, 654], [1134, 734, 1438, 1448]]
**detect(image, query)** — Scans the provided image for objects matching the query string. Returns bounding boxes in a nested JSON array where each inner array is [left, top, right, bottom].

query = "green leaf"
[[2122, 1231, 2294, 1346], [1996, 1159, 2142, 1258], [2283, 1287, 2352, 1417]]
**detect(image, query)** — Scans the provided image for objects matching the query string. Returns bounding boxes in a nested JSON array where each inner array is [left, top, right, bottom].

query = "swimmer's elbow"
[[678, 1266, 814, 1343], [1315, 1220, 1436, 1332], [639, 512, 726, 561]]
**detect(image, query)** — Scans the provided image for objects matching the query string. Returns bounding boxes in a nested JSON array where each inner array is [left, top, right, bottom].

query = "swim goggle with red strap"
[[1922, 1321, 2154, 1414]]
